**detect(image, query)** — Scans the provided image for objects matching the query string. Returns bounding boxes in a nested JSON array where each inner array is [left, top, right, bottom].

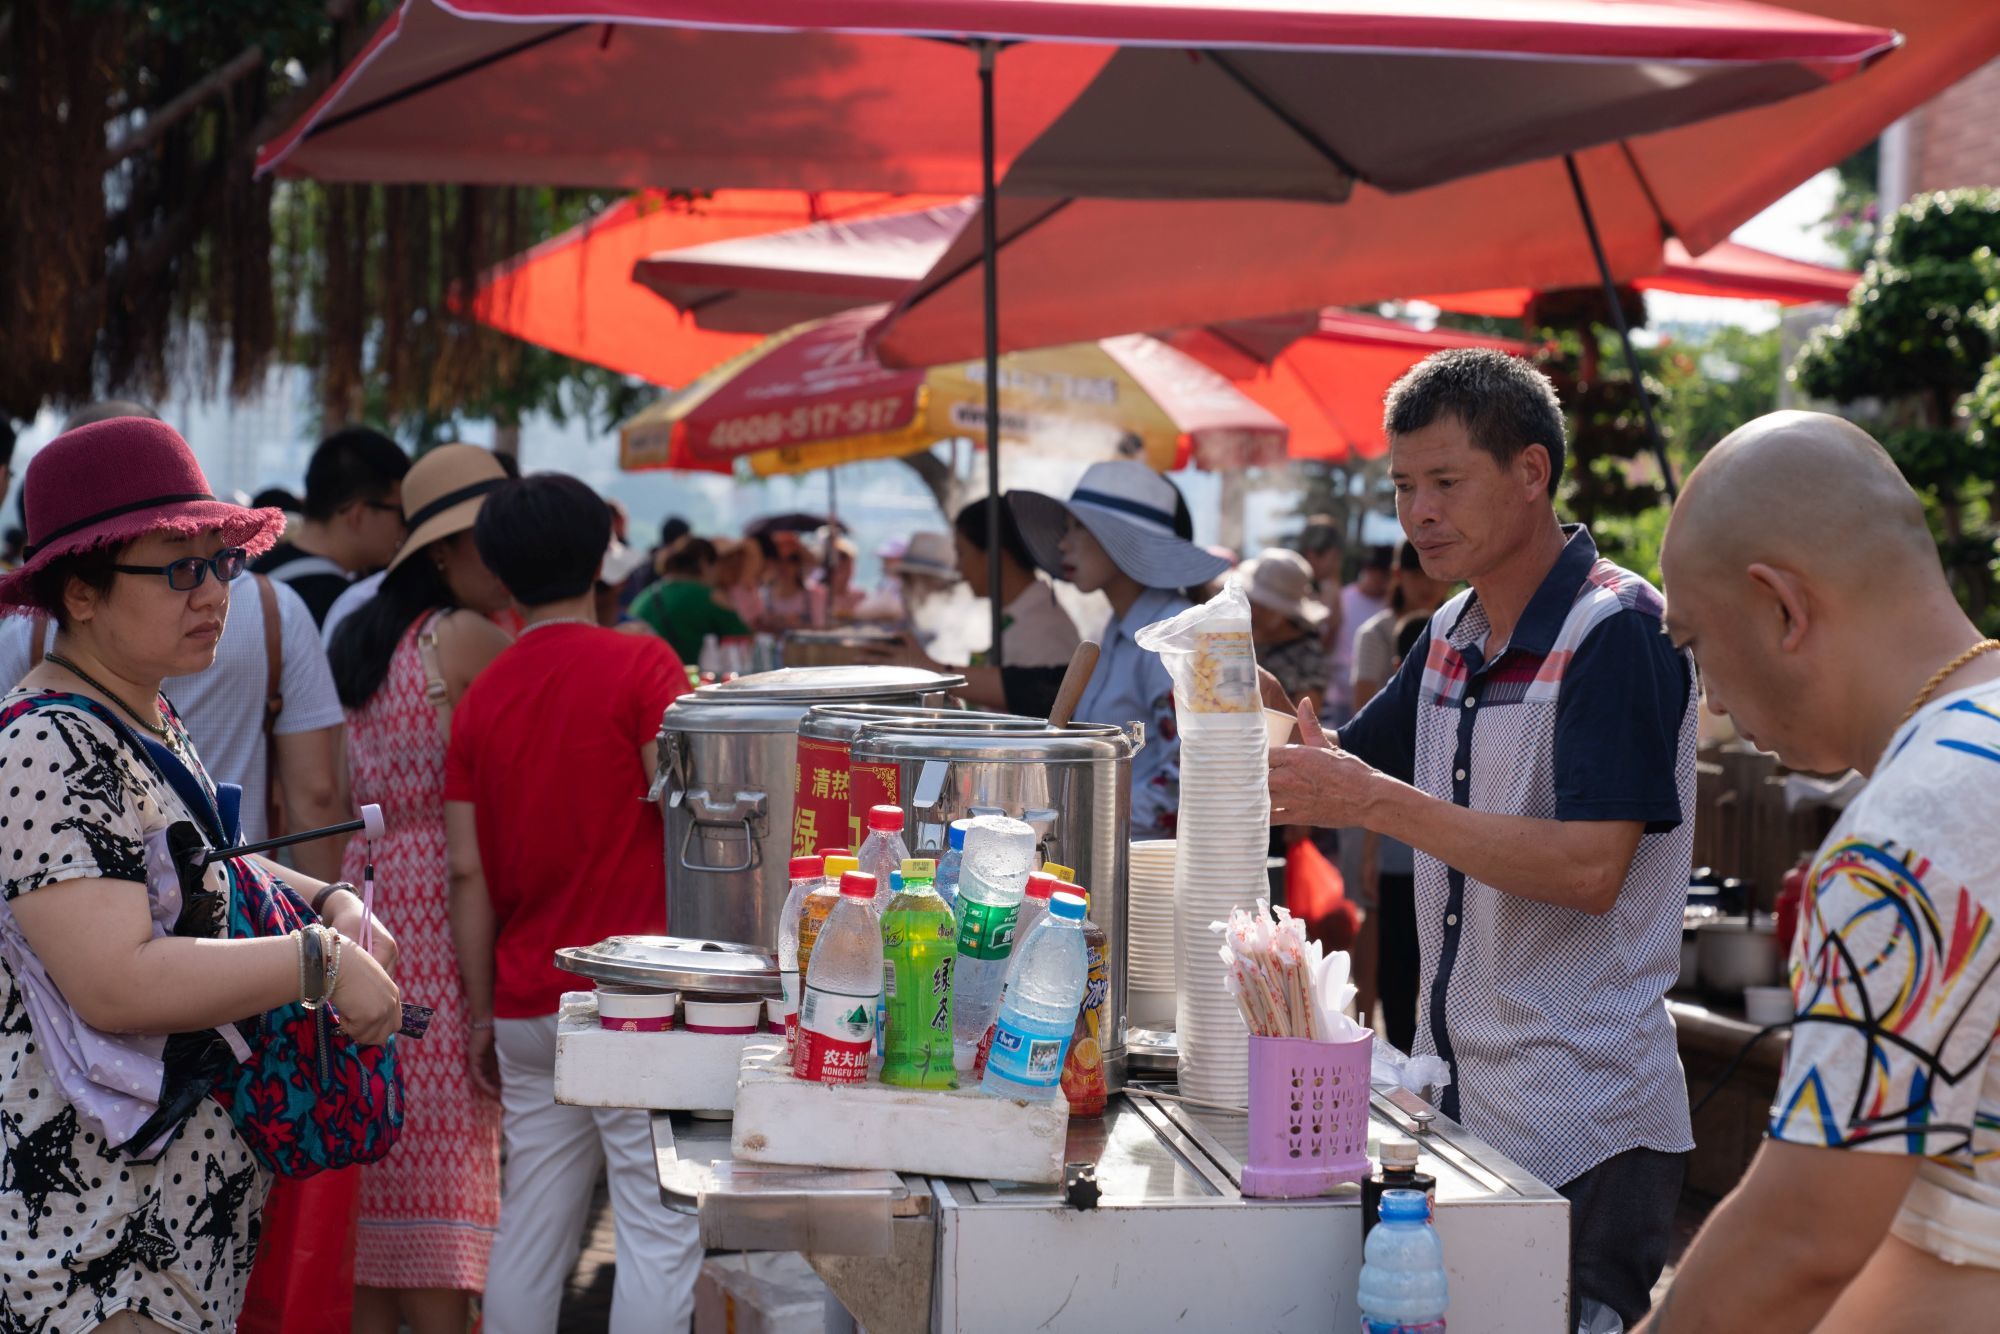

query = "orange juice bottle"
[[1059, 889, 1109, 1116]]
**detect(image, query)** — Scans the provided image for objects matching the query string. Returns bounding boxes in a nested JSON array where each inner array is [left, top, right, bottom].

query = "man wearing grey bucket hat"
[[1009, 460, 1232, 837]]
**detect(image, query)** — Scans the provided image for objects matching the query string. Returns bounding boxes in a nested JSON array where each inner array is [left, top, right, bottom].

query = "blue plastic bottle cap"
[[1379, 1189, 1429, 1222], [948, 820, 972, 850], [1049, 892, 1087, 921]]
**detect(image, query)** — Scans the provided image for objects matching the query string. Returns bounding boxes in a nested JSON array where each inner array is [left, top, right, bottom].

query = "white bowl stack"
[[1127, 840, 1179, 1029]]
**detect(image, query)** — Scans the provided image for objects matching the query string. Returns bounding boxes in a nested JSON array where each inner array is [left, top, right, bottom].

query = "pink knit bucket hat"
[[0, 416, 286, 614]]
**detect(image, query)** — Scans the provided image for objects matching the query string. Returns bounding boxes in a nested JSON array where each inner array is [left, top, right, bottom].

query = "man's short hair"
[[1383, 348, 1567, 496], [954, 497, 1036, 572], [474, 473, 613, 607], [303, 428, 411, 520]]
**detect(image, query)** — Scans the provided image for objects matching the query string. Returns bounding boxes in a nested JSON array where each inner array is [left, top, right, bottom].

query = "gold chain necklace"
[[1899, 639, 2000, 728]]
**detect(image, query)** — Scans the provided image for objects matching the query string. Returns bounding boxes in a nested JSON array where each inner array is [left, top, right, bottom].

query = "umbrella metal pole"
[[978, 40, 1006, 667], [1563, 154, 1679, 504], [825, 466, 838, 626]]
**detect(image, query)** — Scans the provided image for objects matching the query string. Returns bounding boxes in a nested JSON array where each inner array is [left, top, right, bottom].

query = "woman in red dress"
[[328, 446, 515, 1334]]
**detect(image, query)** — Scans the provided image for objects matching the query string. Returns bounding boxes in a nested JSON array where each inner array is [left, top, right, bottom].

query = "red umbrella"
[[261, 1, 1890, 197], [1425, 239, 1858, 317], [873, 0, 1977, 369], [471, 188, 960, 388], [1168, 312, 1536, 465]]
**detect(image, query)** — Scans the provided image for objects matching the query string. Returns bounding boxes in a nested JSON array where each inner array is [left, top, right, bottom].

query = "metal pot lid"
[[851, 718, 1140, 764], [554, 935, 781, 995], [799, 703, 1043, 741], [694, 664, 965, 702]]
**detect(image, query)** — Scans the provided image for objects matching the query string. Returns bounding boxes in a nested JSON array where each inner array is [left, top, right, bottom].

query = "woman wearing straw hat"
[[0, 416, 401, 1334], [1010, 460, 1232, 837], [326, 445, 514, 1334]]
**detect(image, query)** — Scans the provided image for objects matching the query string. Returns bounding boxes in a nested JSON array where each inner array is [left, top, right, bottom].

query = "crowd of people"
[[0, 342, 1995, 1334]]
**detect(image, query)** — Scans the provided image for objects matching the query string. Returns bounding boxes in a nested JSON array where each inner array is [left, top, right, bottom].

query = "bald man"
[[1640, 412, 2000, 1332]]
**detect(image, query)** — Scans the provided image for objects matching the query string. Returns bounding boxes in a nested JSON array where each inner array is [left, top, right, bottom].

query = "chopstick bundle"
[[1211, 900, 1345, 1039]]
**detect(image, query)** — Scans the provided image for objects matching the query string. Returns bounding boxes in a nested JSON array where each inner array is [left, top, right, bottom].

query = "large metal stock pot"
[[848, 718, 1142, 1087], [795, 704, 1044, 854], [653, 666, 963, 950]]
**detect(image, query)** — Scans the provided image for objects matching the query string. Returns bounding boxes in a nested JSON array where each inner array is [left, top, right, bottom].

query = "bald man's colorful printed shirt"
[[1771, 680, 2000, 1266]]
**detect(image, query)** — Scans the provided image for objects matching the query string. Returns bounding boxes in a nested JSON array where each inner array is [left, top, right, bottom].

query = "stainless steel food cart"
[[653, 1085, 1568, 1333]]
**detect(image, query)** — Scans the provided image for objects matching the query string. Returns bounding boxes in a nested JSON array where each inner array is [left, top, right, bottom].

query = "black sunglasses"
[[112, 547, 250, 592]]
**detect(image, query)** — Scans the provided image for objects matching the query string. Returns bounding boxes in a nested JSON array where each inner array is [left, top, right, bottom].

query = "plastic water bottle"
[[934, 819, 973, 911], [1358, 1189, 1448, 1333], [858, 805, 911, 912], [1014, 871, 1060, 954], [982, 892, 1089, 1101], [795, 853, 857, 993], [951, 815, 1037, 1071], [881, 858, 957, 1089], [776, 854, 825, 1055], [793, 870, 882, 1085]]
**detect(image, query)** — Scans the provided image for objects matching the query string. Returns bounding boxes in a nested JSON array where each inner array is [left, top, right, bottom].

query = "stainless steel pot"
[[849, 718, 1141, 1088], [653, 666, 964, 951], [796, 704, 1044, 854], [1696, 915, 1783, 995]]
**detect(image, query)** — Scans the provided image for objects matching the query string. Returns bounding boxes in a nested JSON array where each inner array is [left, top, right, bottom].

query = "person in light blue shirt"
[[1010, 461, 1233, 837]]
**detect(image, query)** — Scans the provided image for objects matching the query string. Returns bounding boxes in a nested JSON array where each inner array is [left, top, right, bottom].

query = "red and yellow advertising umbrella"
[[618, 305, 1287, 477]]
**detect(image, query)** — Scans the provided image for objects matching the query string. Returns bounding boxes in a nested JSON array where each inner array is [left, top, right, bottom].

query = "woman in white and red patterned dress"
[[328, 447, 515, 1334]]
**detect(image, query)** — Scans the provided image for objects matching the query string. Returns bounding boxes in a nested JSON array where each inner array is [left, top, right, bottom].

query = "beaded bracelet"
[[324, 930, 344, 1009]]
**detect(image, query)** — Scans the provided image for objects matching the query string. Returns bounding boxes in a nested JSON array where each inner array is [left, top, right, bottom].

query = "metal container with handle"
[[848, 716, 1142, 1088], [653, 666, 963, 951]]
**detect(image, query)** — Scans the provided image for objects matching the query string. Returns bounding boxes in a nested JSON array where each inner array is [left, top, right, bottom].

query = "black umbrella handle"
[[201, 804, 385, 866]]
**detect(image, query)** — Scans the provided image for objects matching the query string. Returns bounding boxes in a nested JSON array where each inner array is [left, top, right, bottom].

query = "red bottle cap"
[[818, 847, 851, 858], [867, 804, 903, 832], [789, 855, 824, 879], [839, 871, 877, 899], [1025, 872, 1060, 901]]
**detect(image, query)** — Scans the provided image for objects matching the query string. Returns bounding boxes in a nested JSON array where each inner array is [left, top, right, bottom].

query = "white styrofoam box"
[[694, 1253, 832, 1334], [554, 992, 763, 1112], [731, 1043, 1069, 1184]]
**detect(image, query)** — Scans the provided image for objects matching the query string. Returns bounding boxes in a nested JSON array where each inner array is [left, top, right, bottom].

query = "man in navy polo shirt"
[[1270, 349, 1696, 1328]]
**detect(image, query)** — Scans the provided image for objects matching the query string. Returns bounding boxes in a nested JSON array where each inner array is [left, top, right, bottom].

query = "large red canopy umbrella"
[[625, 198, 1859, 336], [873, 0, 1976, 370], [471, 189, 960, 388], [266, 0, 1896, 659]]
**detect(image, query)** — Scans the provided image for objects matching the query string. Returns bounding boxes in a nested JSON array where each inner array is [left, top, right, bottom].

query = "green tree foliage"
[[2, 1, 639, 445], [1793, 188, 2000, 631]]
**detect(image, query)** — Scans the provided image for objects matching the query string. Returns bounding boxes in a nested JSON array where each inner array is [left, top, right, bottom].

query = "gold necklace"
[[1899, 639, 2000, 727]]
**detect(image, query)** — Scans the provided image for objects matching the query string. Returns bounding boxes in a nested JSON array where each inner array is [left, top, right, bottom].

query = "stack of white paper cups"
[[1136, 585, 1269, 1107]]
